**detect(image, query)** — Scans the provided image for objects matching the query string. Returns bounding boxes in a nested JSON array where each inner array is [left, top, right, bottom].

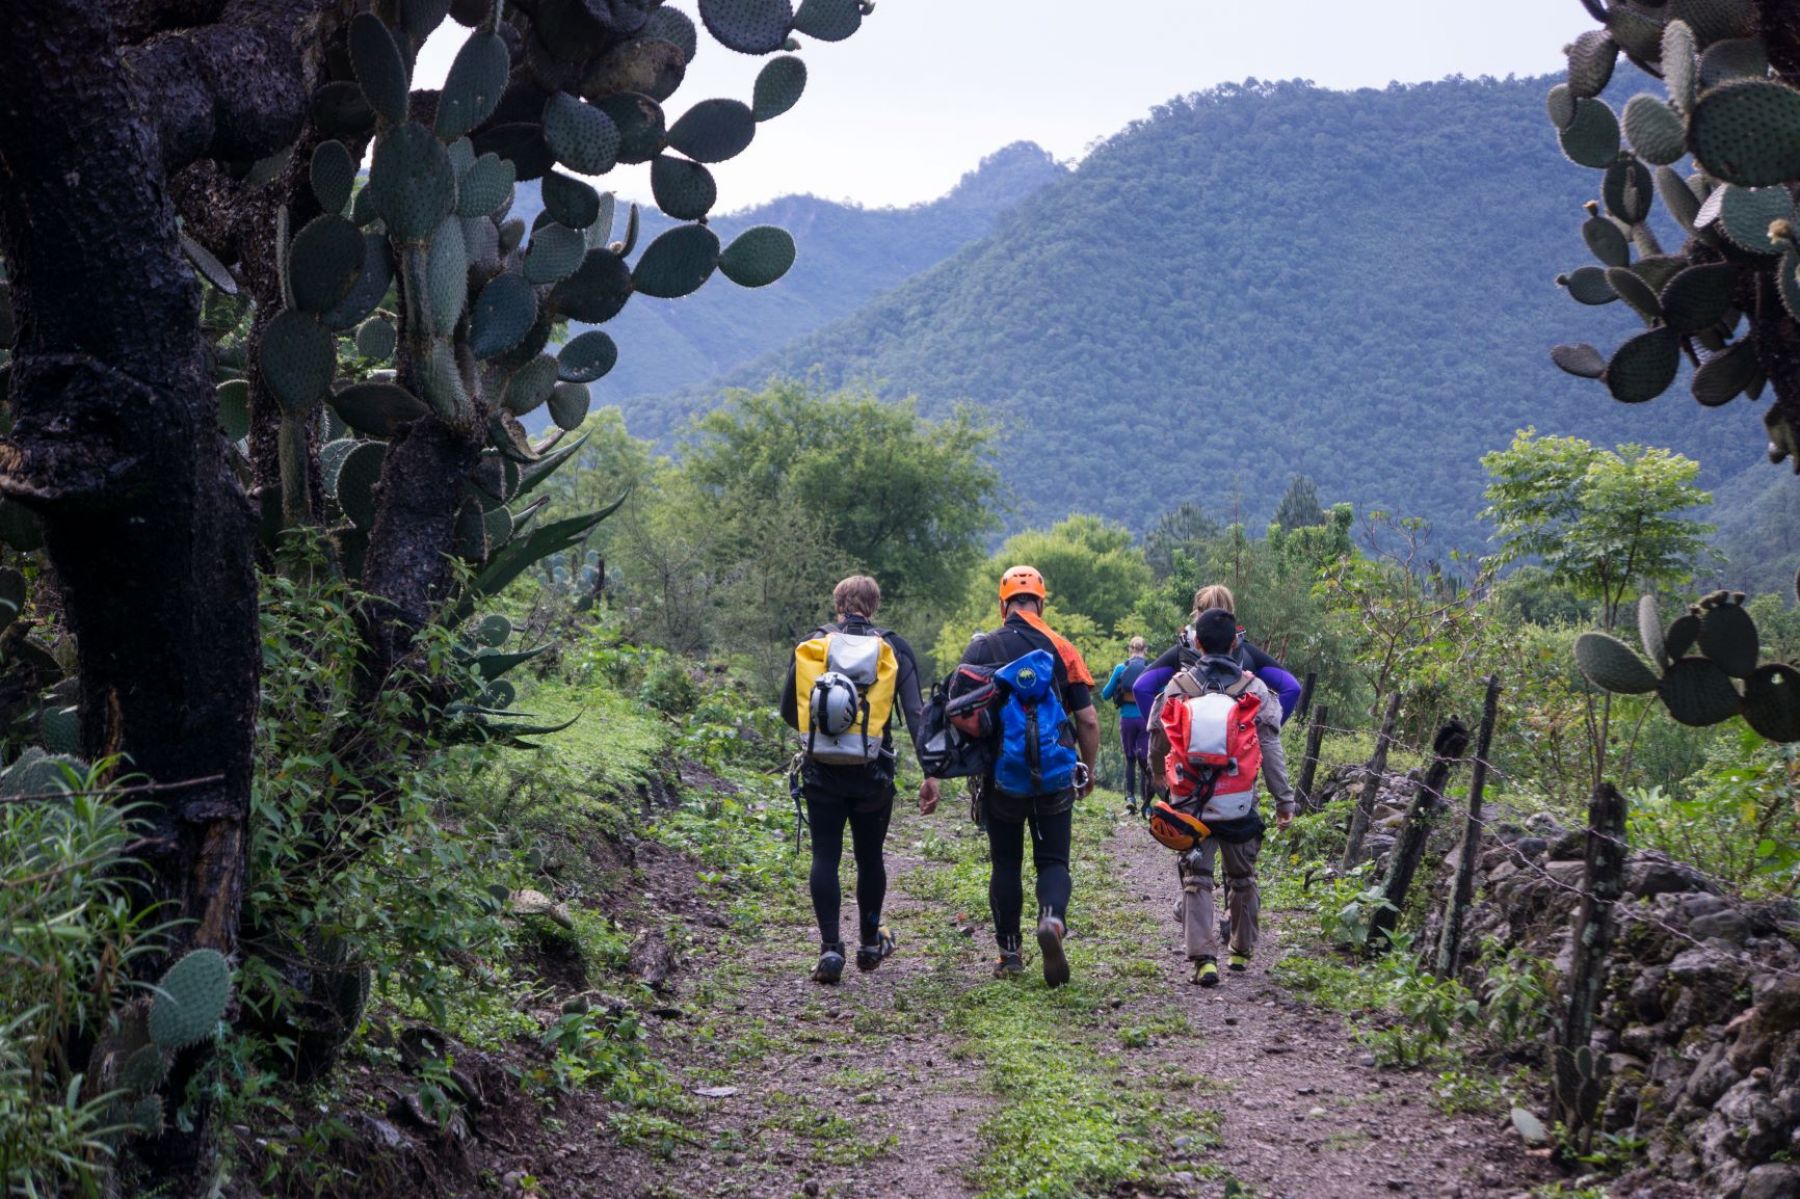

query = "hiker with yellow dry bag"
[[781, 575, 936, 985], [1145, 608, 1296, 987]]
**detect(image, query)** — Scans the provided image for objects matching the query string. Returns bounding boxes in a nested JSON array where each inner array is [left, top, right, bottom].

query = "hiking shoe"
[[994, 949, 1025, 979], [1036, 914, 1070, 989], [856, 926, 896, 972], [1192, 957, 1220, 987], [1228, 951, 1250, 973], [812, 942, 846, 985]]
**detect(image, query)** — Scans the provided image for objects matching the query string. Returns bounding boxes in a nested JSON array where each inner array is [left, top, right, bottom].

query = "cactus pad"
[[1566, 29, 1617, 99], [633, 224, 721, 298], [1622, 95, 1686, 166], [582, 39, 690, 103], [457, 153, 516, 218], [1690, 335, 1757, 405], [367, 125, 458, 242], [218, 379, 251, 441], [559, 330, 619, 383], [1604, 326, 1680, 403], [503, 353, 559, 416], [311, 140, 356, 215], [322, 233, 393, 331], [321, 438, 359, 496], [525, 223, 588, 284], [288, 215, 366, 315], [646, 5, 700, 59], [1698, 598, 1759, 676], [354, 316, 398, 361], [1743, 664, 1800, 741], [1659, 656, 1743, 726], [149, 949, 231, 1050], [650, 155, 718, 220], [335, 441, 386, 526], [551, 247, 635, 322], [595, 93, 667, 163], [119, 1044, 168, 1093], [437, 31, 509, 140], [1779, 249, 1800, 323], [349, 13, 410, 126], [1603, 156, 1654, 225], [1697, 35, 1768, 88], [718, 226, 796, 288], [260, 310, 337, 415], [542, 170, 602, 230], [1699, 183, 1795, 255], [477, 613, 512, 647], [699, 0, 794, 54], [549, 380, 591, 430], [753, 55, 807, 121], [1559, 98, 1621, 169], [471, 272, 540, 358], [1638, 594, 1667, 666], [792, 0, 861, 42], [544, 92, 623, 175], [328, 382, 427, 437], [1551, 343, 1607, 379], [1562, 265, 1617, 305], [1546, 83, 1576, 131], [1665, 612, 1702, 661], [1654, 165, 1704, 232], [426, 218, 468, 336], [1605, 266, 1661, 320], [667, 99, 756, 163], [1658, 261, 1736, 333], [131, 1094, 165, 1135], [1574, 632, 1661, 694], [1663, 20, 1699, 113], [1688, 79, 1800, 188], [1582, 216, 1630, 268]]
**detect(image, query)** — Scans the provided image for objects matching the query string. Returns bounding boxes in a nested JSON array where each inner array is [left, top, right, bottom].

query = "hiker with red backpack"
[[781, 575, 938, 985], [1145, 608, 1296, 987], [1130, 584, 1303, 728], [953, 566, 1099, 987]]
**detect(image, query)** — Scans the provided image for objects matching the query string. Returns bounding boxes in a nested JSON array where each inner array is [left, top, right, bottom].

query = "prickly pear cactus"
[[1574, 589, 1800, 740], [148, 948, 232, 1050], [1548, 3, 1800, 476]]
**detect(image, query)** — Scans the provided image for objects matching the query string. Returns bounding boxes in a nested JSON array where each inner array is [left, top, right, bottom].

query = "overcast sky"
[[416, 0, 1580, 211]]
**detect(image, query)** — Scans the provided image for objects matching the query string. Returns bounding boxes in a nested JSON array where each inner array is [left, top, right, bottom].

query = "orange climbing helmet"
[[998, 565, 1046, 606]]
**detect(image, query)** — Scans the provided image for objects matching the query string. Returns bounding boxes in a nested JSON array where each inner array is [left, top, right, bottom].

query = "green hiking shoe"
[[1192, 957, 1220, 987], [1228, 951, 1251, 973]]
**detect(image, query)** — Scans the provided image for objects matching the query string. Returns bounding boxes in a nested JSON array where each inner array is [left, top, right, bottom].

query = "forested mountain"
[[513, 142, 1067, 402], [625, 73, 1777, 550]]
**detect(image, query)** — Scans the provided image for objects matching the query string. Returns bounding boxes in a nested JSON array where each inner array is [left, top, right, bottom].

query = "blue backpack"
[[992, 649, 1080, 797]]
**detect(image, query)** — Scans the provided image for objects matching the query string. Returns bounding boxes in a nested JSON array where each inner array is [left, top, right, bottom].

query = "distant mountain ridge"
[[625, 73, 1772, 549], [512, 142, 1068, 404]]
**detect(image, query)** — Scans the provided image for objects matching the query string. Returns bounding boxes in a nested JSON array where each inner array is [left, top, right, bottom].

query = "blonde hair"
[[1128, 636, 1147, 654], [833, 575, 881, 618], [1192, 584, 1236, 616]]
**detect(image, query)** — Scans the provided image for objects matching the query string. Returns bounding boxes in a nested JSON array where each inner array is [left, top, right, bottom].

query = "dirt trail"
[[1105, 815, 1553, 1199]]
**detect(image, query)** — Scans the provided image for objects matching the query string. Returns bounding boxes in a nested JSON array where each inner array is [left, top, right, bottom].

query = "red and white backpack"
[[1157, 667, 1263, 822]]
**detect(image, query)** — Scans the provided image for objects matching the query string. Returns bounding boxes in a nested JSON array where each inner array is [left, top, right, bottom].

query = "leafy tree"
[[1274, 474, 1327, 531], [1480, 430, 1713, 630], [1142, 501, 1220, 580]]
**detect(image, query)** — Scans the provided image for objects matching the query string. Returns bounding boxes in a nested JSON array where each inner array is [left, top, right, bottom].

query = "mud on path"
[[1104, 816, 1556, 1199]]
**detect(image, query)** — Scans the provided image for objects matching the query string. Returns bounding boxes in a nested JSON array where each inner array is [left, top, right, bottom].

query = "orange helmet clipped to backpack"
[[1148, 800, 1211, 853], [998, 565, 1046, 606]]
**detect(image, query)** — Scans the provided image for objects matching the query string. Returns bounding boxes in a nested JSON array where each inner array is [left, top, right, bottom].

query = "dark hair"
[[1194, 608, 1238, 655]]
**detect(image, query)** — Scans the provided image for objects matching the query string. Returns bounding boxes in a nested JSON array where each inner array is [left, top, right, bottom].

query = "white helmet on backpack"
[[809, 672, 862, 736]]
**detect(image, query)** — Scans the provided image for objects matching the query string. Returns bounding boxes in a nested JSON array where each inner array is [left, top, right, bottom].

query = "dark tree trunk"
[[0, 0, 316, 1188], [1370, 716, 1470, 950]]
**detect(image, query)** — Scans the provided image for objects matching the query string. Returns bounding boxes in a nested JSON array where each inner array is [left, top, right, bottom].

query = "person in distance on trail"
[[957, 566, 1100, 987], [781, 575, 939, 985], [1130, 583, 1303, 725], [1101, 636, 1153, 817], [1156, 608, 1296, 987]]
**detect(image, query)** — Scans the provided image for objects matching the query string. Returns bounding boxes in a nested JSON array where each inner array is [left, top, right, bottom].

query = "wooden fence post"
[[1434, 675, 1500, 978], [1370, 716, 1471, 949], [1555, 781, 1628, 1150], [1341, 691, 1402, 870], [1296, 703, 1328, 813], [1294, 671, 1317, 723]]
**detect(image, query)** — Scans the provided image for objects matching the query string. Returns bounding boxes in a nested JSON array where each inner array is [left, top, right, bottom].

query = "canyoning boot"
[[994, 937, 1024, 980], [812, 941, 846, 985], [1229, 951, 1251, 973], [1036, 912, 1070, 989], [1192, 957, 1220, 988], [856, 926, 896, 972]]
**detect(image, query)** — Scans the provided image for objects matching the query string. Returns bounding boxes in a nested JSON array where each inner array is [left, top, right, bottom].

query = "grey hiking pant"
[[1176, 837, 1262, 960]]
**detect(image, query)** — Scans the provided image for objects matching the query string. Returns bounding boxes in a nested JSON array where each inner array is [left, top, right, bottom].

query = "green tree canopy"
[[1480, 429, 1713, 630], [1274, 474, 1327, 531]]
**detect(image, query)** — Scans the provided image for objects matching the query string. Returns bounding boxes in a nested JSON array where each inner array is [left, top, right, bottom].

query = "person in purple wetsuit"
[[1131, 584, 1302, 733], [1100, 637, 1152, 815]]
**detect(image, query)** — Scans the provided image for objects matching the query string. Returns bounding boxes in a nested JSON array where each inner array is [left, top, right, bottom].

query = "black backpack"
[[915, 660, 1001, 779]]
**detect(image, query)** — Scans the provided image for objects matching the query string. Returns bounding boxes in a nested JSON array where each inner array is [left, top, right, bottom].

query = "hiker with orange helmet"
[[954, 566, 1099, 986]]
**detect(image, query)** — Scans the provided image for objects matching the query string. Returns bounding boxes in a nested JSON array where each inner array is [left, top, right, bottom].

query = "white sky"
[[416, 0, 1577, 211]]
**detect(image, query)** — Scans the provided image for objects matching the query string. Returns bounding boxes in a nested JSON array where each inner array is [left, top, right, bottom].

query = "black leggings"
[[806, 790, 892, 947], [985, 806, 1073, 949]]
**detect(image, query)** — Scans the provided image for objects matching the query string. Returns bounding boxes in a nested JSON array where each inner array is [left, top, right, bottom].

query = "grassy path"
[[610, 793, 1546, 1199]]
